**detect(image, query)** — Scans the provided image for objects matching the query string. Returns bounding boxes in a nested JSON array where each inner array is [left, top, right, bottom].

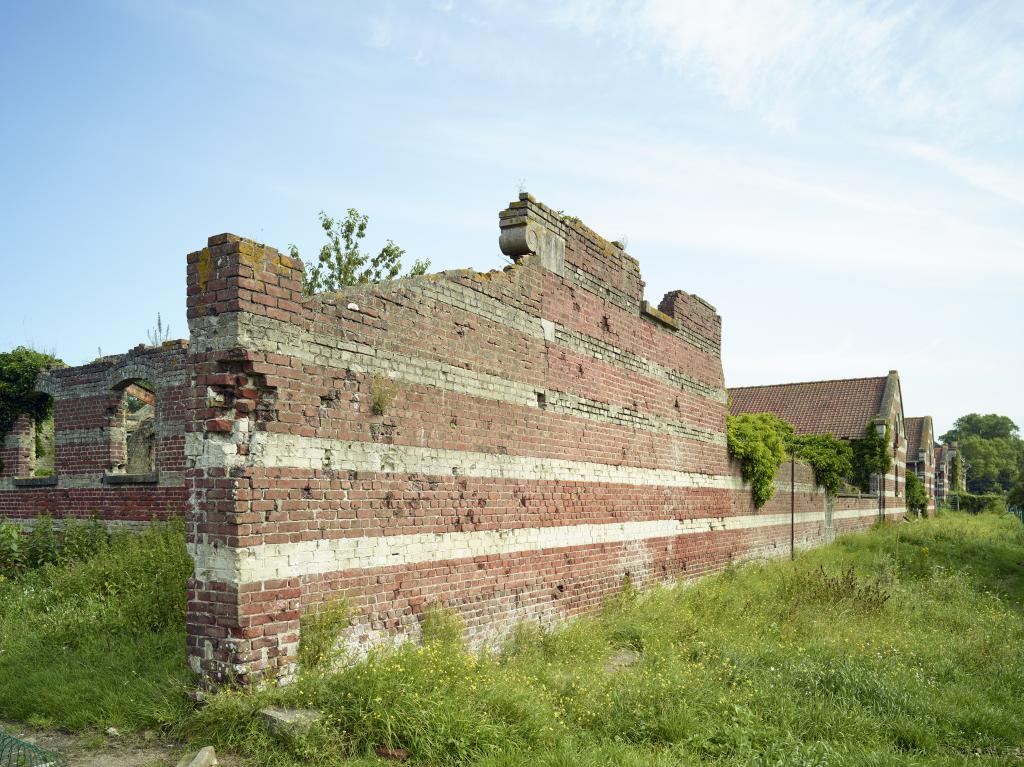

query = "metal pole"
[[790, 455, 795, 560]]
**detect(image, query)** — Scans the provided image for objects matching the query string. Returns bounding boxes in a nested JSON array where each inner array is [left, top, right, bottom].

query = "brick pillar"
[[184, 234, 306, 684], [0, 414, 35, 478]]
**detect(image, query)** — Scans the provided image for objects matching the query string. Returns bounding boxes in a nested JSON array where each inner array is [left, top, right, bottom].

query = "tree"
[[0, 347, 63, 438], [941, 413, 1019, 443], [290, 209, 430, 295], [1009, 475, 1024, 510], [942, 413, 1023, 494]]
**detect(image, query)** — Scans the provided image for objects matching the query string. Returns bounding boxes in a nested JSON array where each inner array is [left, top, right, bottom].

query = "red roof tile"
[[728, 376, 888, 439], [905, 416, 927, 459]]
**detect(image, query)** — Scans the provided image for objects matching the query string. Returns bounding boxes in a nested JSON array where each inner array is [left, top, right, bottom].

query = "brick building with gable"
[[728, 372, 910, 514]]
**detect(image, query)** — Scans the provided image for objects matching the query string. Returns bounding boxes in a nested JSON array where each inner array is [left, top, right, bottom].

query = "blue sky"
[[2, 0, 1021, 436]]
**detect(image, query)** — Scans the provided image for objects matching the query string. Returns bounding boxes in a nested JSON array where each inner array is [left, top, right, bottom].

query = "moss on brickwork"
[[196, 247, 212, 293]]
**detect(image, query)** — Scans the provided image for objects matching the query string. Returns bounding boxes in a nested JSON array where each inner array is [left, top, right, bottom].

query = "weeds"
[[0, 520, 193, 730], [790, 564, 891, 613], [370, 375, 398, 416], [299, 598, 352, 673], [5, 512, 1024, 766]]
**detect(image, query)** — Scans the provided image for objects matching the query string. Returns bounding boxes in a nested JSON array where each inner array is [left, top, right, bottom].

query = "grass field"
[[2, 512, 1023, 766]]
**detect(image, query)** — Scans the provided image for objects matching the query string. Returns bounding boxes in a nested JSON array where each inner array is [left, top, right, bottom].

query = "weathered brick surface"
[[3, 195, 904, 684], [0, 343, 189, 521], [179, 195, 897, 683]]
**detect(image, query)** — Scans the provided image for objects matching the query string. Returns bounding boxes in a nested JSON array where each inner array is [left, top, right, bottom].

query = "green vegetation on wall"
[[948, 491, 1007, 515], [728, 414, 864, 506], [0, 346, 63, 443], [290, 208, 431, 295], [905, 470, 929, 517], [950, 453, 963, 492], [726, 413, 793, 508], [850, 423, 892, 493], [791, 433, 854, 495]]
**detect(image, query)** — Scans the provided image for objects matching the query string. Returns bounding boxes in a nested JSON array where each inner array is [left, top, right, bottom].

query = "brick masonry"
[[180, 194, 902, 683], [1, 194, 906, 683], [0, 343, 189, 522]]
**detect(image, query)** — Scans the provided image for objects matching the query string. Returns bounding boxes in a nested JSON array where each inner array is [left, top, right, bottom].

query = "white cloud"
[[436, 120, 1024, 280], [547, 0, 1023, 135]]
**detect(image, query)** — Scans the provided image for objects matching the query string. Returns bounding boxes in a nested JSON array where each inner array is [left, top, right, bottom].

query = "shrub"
[[0, 346, 63, 441], [0, 520, 193, 730], [0, 520, 26, 578], [727, 413, 793, 508], [792, 433, 853, 494], [26, 515, 59, 569], [298, 598, 351, 673], [949, 491, 1007, 515], [790, 564, 890, 613], [905, 471, 929, 517], [421, 604, 466, 649], [60, 516, 109, 563], [850, 422, 892, 492]]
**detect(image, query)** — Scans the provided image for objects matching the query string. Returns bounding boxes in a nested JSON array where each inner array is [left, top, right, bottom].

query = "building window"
[[113, 379, 156, 474]]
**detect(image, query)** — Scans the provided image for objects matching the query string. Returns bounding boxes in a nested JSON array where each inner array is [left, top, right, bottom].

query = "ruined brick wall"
[[0, 343, 190, 523], [182, 194, 893, 683]]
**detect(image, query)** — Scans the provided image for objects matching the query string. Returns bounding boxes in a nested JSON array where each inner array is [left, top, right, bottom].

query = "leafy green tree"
[[942, 414, 1022, 494], [1009, 475, 1024, 510], [941, 413, 1019, 442], [905, 471, 929, 517], [0, 346, 63, 439], [291, 208, 430, 295]]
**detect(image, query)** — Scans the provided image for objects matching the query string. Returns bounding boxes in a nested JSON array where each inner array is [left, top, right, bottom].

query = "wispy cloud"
[[546, 0, 1024, 137], [438, 120, 1024, 279], [885, 139, 1024, 208]]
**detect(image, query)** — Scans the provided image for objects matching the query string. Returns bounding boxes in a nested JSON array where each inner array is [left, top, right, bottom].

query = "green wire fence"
[[0, 730, 67, 767]]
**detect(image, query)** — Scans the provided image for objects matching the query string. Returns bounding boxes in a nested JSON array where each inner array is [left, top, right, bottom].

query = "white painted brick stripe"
[[190, 505, 899, 584], [192, 430, 807, 492]]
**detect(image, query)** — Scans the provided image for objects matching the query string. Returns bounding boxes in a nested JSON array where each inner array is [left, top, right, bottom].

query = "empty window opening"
[[32, 403, 55, 477], [115, 379, 156, 474], [15, 393, 55, 478]]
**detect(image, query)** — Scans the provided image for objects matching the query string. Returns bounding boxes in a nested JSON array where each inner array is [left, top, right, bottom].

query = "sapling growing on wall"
[[291, 208, 430, 295]]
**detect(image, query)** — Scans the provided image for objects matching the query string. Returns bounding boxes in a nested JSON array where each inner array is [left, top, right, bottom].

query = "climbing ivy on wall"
[[0, 347, 63, 441], [728, 415, 867, 506], [905, 471, 929, 517], [726, 413, 794, 509], [792, 433, 854, 495], [949, 453, 963, 491], [850, 423, 892, 493]]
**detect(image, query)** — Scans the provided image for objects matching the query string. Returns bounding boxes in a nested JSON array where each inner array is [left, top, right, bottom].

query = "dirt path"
[[0, 721, 245, 767]]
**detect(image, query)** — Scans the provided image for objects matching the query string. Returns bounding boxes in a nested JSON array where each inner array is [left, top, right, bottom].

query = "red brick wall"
[[182, 195, 893, 683], [0, 343, 190, 523]]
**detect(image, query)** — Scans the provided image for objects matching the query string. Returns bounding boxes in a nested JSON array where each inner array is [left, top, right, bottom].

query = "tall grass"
[[0, 521, 194, 730], [4, 512, 1024, 766], [187, 511, 1024, 766]]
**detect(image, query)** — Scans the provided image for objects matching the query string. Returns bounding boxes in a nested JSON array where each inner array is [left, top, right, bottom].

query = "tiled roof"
[[905, 416, 927, 459], [728, 376, 888, 439]]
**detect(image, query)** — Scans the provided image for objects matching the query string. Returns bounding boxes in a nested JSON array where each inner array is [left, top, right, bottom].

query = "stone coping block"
[[101, 471, 159, 485]]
